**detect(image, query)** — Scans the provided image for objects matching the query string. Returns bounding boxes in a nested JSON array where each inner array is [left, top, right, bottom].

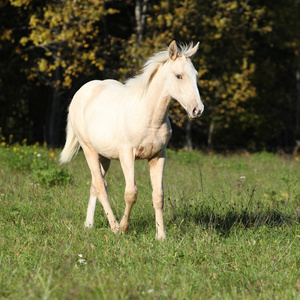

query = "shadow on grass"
[[166, 202, 300, 237], [93, 197, 299, 237], [120, 207, 300, 239]]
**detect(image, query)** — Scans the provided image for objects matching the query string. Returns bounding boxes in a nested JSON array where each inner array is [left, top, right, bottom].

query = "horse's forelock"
[[177, 42, 194, 57]]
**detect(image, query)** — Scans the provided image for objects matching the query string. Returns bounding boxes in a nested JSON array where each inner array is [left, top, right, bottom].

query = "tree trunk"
[[47, 67, 62, 147], [296, 1, 300, 138], [207, 120, 215, 151], [184, 119, 193, 151], [135, 0, 148, 41], [296, 69, 300, 136]]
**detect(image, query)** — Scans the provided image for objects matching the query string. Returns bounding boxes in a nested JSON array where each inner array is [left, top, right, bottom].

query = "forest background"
[[0, 0, 300, 152]]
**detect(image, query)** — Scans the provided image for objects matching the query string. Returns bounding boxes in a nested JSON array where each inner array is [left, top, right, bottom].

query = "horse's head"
[[167, 41, 204, 118]]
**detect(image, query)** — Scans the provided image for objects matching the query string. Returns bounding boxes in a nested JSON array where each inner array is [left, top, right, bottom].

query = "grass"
[[0, 140, 299, 299]]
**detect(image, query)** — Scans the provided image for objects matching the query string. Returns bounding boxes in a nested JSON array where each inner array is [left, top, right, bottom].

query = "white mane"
[[125, 43, 194, 99]]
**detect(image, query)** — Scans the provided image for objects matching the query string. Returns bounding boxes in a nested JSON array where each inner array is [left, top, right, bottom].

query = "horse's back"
[[72, 79, 123, 104]]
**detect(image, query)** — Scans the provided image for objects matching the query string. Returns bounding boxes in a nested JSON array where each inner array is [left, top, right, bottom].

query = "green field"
[[0, 141, 299, 299]]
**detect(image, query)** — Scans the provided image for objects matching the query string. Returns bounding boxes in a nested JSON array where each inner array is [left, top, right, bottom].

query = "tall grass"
[[0, 140, 299, 299]]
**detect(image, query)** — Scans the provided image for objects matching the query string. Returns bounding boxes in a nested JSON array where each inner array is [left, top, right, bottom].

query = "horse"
[[59, 40, 204, 240]]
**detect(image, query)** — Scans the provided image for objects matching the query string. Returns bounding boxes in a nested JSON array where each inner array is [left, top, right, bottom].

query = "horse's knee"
[[152, 190, 164, 209], [125, 185, 138, 205]]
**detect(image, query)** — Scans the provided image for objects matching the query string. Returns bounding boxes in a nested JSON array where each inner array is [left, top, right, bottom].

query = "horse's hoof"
[[120, 219, 129, 233], [156, 232, 167, 241], [84, 221, 94, 228], [111, 221, 120, 234]]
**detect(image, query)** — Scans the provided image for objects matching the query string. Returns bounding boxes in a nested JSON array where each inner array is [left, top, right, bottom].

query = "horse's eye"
[[176, 74, 183, 79]]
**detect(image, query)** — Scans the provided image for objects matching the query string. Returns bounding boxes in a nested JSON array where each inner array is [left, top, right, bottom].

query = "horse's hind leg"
[[85, 184, 97, 228], [83, 146, 119, 232], [85, 154, 109, 227], [99, 155, 111, 187]]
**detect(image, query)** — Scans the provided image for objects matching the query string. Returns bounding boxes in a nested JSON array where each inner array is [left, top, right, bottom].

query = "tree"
[[248, 0, 300, 150], [120, 0, 264, 149], [7, 0, 121, 146], [0, 0, 39, 142], [1, 0, 299, 151]]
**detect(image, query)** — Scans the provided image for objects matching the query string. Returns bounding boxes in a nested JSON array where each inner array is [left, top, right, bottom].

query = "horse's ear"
[[168, 40, 178, 61], [185, 42, 200, 60]]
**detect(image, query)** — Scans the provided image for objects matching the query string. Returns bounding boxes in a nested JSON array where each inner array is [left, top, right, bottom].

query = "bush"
[[32, 166, 72, 187], [0, 135, 72, 187]]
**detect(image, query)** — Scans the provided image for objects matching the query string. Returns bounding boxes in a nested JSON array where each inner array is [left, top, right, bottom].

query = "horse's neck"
[[141, 68, 171, 127]]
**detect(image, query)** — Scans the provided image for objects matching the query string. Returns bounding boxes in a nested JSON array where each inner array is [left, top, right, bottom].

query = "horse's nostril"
[[193, 107, 202, 117]]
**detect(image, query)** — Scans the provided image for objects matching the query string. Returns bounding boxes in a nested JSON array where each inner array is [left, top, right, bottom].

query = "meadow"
[[0, 138, 299, 299]]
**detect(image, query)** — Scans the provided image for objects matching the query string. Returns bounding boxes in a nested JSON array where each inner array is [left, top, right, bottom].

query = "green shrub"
[[0, 137, 72, 187], [32, 166, 72, 187]]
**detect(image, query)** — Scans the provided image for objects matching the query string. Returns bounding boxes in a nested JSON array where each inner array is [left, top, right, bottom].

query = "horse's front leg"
[[148, 149, 167, 240], [119, 150, 137, 233]]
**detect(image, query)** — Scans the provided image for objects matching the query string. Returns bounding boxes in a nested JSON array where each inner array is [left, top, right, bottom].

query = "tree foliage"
[[0, 0, 299, 151]]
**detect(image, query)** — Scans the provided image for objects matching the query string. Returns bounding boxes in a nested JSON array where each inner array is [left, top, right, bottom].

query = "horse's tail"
[[59, 116, 80, 164]]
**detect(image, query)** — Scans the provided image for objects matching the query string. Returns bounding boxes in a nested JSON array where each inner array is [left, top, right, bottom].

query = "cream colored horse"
[[60, 41, 204, 240]]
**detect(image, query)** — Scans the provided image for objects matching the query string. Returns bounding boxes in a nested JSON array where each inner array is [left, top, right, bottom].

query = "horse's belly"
[[97, 145, 120, 160], [87, 127, 122, 160]]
